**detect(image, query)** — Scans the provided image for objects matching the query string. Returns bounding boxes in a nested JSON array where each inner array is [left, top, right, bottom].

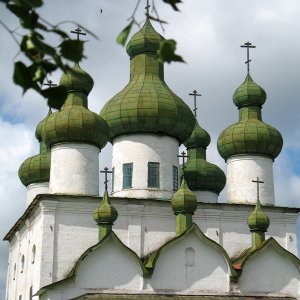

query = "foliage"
[[1, 0, 183, 109]]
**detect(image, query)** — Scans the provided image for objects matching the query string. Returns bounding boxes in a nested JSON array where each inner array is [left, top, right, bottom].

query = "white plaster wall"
[[149, 231, 229, 292], [49, 143, 100, 196], [111, 134, 179, 199], [75, 238, 143, 289], [195, 191, 218, 203], [6, 197, 299, 299], [239, 245, 300, 296], [227, 155, 274, 205], [5, 210, 44, 300], [27, 182, 49, 207]]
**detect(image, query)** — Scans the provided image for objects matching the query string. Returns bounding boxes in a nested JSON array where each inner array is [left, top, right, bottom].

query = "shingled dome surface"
[[218, 74, 283, 160], [100, 19, 195, 143]]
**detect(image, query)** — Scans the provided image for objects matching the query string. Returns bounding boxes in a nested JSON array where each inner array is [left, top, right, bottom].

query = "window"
[[29, 286, 33, 299], [123, 163, 133, 189], [148, 162, 159, 188], [21, 255, 24, 273], [19, 295, 22, 300], [111, 167, 115, 192], [173, 166, 178, 191], [185, 247, 195, 266], [32, 245, 36, 264]]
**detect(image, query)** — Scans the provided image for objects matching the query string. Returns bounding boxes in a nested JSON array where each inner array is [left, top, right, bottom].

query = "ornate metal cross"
[[177, 151, 189, 171], [188, 90, 201, 118], [240, 41, 256, 74], [44, 80, 57, 88], [70, 27, 86, 40], [145, 0, 150, 15], [100, 167, 112, 191], [252, 176, 264, 200]]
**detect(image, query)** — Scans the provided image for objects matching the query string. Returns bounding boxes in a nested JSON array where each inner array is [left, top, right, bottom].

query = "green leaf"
[[157, 39, 185, 63], [41, 86, 67, 110], [40, 60, 58, 73], [29, 64, 45, 84], [162, 0, 182, 11], [60, 40, 84, 62], [116, 21, 133, 46], [13, 61, 35, 93]]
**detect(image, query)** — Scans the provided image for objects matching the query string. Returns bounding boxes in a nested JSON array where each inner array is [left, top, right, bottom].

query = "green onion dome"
[[93, 191, 118, 225], [19, 112, 51, 187], [217, 74, 283, 160], [184, 121, 226, 194], [126, 18, 164, 59], [247, 199, 269, 232], [171, 178, 197, 215], [100, 19, 195, 143], [42, 64, 109, 149]]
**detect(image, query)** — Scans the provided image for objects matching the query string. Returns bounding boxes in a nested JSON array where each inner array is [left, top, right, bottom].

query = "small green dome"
[[247, 199, 269, 232], [18, 153, 51, 186], [42, 65, 109, 149], [93, 191, 118, 225], [100, 19, 195, 143], [59, 63, 94, 95], [217, 74, 283, 160], [184, 121, 211, 149], [19, 112, 51, 187], [35, 109, 51, 142], [126, 18, 164, 59], [184, 121, 226, 194], [171, 178, 197, 215], [233, 74, 266, 108], [184, 160, 226, 194], [217, 119, 283, 160]]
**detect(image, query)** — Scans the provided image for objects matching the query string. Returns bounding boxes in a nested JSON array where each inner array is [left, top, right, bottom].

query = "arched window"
[[13, 263, 16, 280], [21, 255, 25, 273], [19, 295, 22, 300], [185, 247, 195, 267], [31, 245, 36, 264]]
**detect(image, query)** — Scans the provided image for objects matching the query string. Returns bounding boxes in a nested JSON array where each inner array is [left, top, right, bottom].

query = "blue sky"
[[1, 0, 300, 298]]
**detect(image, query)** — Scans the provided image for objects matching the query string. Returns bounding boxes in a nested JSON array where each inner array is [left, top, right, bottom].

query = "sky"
[[1, 0, 300, 297]]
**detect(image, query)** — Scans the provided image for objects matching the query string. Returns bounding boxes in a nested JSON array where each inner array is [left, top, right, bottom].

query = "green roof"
[[232, 237, 300, 274], [126, 18, 164, 59], [233, 74, 266, 108], [184, 121, 226, 194], [217, 74, 283, 160], [171, 178, 197, 215], [93, 191, 118, 225], [42, 64, 109, 148], [19, 112, 51, 186], [100, 19, 195, 143], [247, 199, 270, 232]]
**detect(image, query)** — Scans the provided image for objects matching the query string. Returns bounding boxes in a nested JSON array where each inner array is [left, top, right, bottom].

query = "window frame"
[[173, 165, 178, 191], [123, 163, 133, 189], [148, 162, 160, 188]]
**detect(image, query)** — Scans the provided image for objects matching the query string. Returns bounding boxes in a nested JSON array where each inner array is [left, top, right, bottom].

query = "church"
[[4, 13, 300, 300]]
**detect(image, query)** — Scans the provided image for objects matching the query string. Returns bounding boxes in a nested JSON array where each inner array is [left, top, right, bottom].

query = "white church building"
[[4, 17, 300, 300]]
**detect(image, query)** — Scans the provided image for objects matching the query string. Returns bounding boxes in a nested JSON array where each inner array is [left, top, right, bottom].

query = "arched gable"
[[145, 223, 233, 292], [236, 238, 300, 296]]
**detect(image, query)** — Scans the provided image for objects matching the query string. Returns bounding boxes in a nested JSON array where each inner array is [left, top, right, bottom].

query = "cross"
[[177, 151, 189, 171], [188, 90, 201, 118], [145, 0, 150, 16], [100, 167, 112, 192], [240, 41, 256, 74], [44, 80, 57, 88], [70, 27, 86, 40], [252, 177, 264, 201]]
